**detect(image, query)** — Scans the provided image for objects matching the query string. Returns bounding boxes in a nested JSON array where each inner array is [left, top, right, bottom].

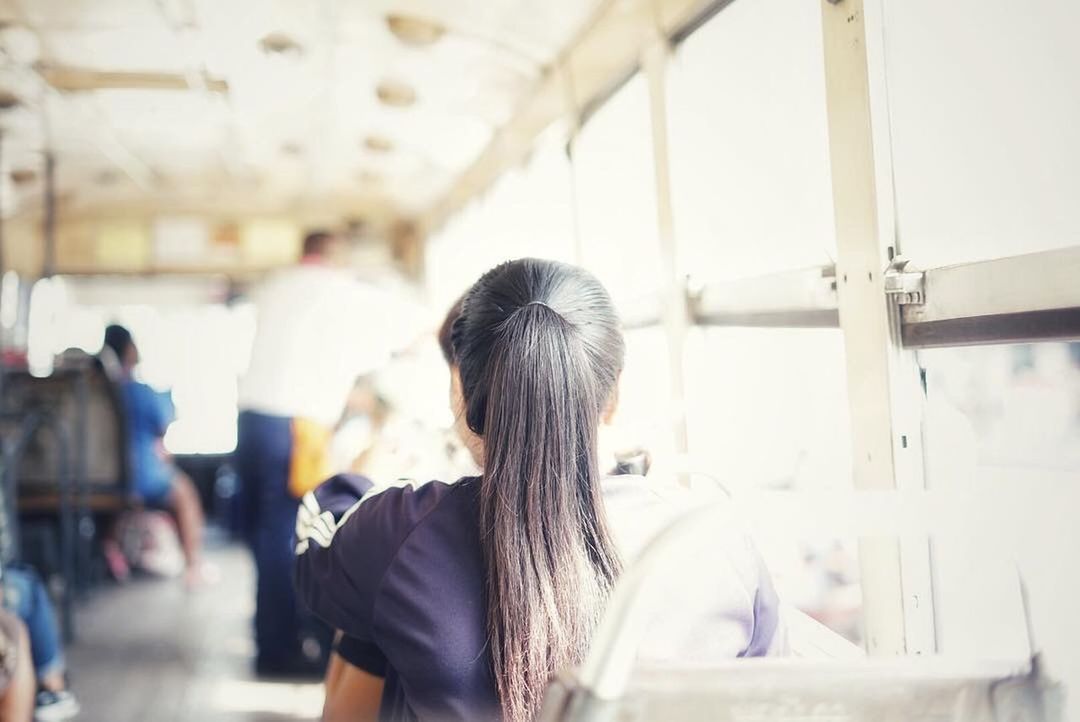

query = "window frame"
[[430, 0, 1080, 660]]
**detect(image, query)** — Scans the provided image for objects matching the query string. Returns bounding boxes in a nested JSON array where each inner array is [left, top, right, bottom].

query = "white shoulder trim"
[[293, 481, 417, 556]]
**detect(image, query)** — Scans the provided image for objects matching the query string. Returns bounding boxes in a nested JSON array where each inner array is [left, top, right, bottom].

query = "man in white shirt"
[[236, 230, 396, 676]]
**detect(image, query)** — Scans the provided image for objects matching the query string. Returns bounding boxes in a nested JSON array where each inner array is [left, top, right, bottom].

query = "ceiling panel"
[[0, 0, 605, 221]]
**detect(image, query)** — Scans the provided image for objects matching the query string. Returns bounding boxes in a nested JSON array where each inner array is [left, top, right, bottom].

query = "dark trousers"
[[235, 410, 304, 668]]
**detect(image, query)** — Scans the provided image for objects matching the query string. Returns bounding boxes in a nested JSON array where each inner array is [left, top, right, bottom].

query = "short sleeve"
[[335, 635, 387, 677], [294, 478, 452, 642], [127, 382, 172, 436], [152, 388, 175, 432]]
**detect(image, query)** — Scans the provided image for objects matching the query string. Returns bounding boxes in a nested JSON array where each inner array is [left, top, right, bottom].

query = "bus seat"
[[537, 502, 1062, 722], [3, 355, 131, 513]]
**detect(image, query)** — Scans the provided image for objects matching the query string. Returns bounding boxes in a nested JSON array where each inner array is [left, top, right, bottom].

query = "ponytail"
[[453, 259, 624, 721]]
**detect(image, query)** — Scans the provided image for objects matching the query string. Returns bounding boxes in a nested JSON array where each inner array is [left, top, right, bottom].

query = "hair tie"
[[524, 301, 553, 310]]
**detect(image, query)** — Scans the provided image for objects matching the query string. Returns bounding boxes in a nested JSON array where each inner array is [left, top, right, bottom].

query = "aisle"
[[66, 543, 322, 722]]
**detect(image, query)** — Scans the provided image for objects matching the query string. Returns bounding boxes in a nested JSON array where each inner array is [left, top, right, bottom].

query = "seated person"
[[1, 566, 78, 720], [295, 259, 785, 722], [102, 325, 206, 586]]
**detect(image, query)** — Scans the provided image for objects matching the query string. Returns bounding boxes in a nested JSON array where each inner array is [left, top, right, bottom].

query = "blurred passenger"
[[297, 259, 784, 722], [236, 230, 400, 677], [102, 325, 206, 587], [0, 456, 72, 720], [328, 376, 391, 476], [1, 568, 78, 720], [0, 609, 34, 722]]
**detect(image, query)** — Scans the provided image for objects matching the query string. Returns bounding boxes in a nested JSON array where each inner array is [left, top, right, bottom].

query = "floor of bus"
[[67, 539, 322, 722]]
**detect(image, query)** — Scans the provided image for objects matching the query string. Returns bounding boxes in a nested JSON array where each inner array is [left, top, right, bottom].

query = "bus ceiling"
[[0, 0, 719, 279]]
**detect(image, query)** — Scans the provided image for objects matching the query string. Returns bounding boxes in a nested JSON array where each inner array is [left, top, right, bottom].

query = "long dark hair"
[[452, 258, 625, 721]]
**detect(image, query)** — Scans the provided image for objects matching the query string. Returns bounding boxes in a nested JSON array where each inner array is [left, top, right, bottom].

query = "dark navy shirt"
[[295, 474, 784, 722]]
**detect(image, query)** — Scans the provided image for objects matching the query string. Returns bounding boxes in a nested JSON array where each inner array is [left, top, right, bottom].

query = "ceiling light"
[[10, 169, 35, 185], [375, 79, 416, 108], [0, 90, 20, 111], [363, 135, 394, 154], [385, 14, 446, 47], [259, 32, 303, 56]]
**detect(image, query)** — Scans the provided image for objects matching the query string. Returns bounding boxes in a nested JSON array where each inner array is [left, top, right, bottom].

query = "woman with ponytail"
[[296, 259, 784, 722]]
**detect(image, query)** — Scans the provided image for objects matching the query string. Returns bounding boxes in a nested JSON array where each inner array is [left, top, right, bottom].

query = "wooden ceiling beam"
[[39, 66, 228, 94], [416, 0, 715, 236]]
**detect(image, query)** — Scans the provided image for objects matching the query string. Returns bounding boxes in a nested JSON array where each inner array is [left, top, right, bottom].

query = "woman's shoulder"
[[308, 475, 478, 553], [296, 475, 482, 615]]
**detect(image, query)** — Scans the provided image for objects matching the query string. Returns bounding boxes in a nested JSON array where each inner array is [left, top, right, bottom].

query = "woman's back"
[[295, 474, 783, 721], [296, 258, 782, 721], [297, 476, 494, 721]]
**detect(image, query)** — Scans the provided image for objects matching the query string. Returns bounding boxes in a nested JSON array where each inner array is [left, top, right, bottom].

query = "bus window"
[[425, 127, 576, 312], [882, 0, 1080, 265], [666, 0, 835, 281], [919, 341, 1080, 687], [573, 74, 665, 310], [607, 327, 677, 475], [684, 327, 852, 492], [683, 326, 860, 645], [26, 276, 254, 454]]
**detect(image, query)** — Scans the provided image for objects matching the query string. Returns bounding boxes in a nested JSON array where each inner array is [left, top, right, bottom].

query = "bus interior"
[[0, 0, 1076, 720]]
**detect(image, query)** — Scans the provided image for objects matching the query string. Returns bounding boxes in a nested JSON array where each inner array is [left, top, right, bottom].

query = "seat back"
[[1, 358, 130, 497], [537, 501, 1062, 722], [539, 658, 1062, 722]]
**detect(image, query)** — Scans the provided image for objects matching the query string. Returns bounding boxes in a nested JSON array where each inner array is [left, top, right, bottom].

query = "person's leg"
[[254, 482, 302, 672], [234, 412, 261, 555], [2, 568, 65, 690], [167, 471, 205, 582], [236, 412, 300, 672], [101, 516, 131, 582]]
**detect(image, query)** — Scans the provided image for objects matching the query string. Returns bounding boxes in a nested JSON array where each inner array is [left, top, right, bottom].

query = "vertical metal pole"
[[43, 152, 56, 278], [560, 62, 587, 267], [820, 0, 933, 656], [642, 37, 690, 470], [0, 131, 5, 283], [74, 370, 91, 599], [54, 417, 75, 642], [820, 0, 904, 657]]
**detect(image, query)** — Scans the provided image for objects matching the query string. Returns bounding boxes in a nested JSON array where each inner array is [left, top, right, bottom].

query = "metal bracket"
[[884, 256, 926, 305]]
